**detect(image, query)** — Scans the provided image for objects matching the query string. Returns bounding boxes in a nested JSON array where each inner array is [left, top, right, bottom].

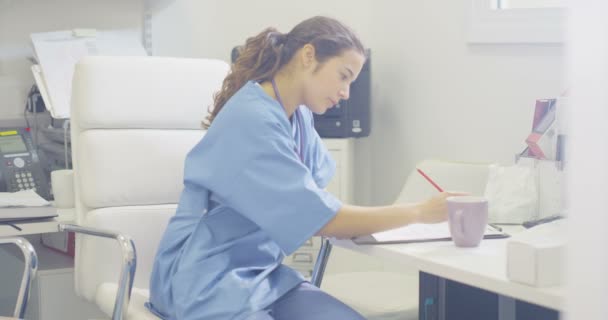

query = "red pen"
[[416, 168, 444, 192]]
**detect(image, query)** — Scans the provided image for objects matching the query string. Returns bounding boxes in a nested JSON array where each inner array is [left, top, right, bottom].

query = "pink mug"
[[447, 196, 488, 247]]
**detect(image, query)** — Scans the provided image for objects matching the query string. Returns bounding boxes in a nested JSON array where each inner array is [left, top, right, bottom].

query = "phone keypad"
[[9, 169, 38, 191]]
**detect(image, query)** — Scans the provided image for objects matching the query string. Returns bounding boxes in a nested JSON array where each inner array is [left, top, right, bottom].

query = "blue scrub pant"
[[246, 282, 366, 320]]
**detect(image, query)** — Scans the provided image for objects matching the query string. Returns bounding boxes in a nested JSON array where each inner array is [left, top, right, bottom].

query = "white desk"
[[0, 208, 73, 237], [332, 227, 564, 312]]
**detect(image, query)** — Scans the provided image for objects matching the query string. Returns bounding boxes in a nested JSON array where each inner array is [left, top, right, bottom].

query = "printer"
[[231, 47, 371, 138]]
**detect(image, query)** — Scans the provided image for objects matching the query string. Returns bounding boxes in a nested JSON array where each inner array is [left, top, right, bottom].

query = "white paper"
[[31, 64, 53, 114], [30, 29, 147, 119], [372, 221, 503, 242], [0, 189, 50, 207]]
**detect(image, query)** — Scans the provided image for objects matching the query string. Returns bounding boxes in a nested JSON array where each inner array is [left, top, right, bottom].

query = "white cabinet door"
[[323, 139, 354, 203], [325, 167, 341, 199]]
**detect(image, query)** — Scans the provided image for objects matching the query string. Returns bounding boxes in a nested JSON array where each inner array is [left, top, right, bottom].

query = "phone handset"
[[0, 170, 5, 192]]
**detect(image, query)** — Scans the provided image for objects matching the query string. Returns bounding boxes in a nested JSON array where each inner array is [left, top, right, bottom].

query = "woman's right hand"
[[415, 192, 469, 224]]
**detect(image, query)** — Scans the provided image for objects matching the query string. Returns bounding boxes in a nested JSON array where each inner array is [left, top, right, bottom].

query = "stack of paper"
[[30, 29, 147, 119], [0, 189, 57, 222]]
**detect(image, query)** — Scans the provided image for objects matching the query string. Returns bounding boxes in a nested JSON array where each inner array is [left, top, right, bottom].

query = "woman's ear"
[[300, 44, 316, 69]]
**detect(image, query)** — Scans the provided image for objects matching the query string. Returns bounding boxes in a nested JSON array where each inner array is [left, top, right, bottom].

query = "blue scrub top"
[[148, 81, 342, 320]]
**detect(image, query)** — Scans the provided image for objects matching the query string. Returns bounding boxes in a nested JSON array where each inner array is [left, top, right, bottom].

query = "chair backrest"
[[395, 159, 493, 204], [70, 56, 229, 302]]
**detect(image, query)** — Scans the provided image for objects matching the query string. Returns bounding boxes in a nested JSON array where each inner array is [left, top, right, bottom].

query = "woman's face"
[[301, 49, 366, 114]]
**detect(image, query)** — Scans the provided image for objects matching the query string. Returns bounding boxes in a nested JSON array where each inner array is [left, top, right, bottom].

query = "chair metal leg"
[[311, 237, 332, 287], [59, 224, 137, 320], [0, 237, 38, 319]]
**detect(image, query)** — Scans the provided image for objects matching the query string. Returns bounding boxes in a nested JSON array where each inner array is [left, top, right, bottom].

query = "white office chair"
[[62, 56, 229, 319], [0, 237, 38, 320], [315, 159, 492, 320]]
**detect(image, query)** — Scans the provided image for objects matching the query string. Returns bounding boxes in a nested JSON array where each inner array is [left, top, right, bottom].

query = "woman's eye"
[[340, 73, 348, 81]]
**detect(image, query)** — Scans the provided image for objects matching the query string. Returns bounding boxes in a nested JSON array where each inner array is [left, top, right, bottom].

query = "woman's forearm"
[[316, 203, 422, 239], [316, 192, 459, 239]]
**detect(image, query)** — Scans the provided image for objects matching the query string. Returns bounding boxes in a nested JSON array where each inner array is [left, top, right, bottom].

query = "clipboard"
[[353, 222, 510, 245]]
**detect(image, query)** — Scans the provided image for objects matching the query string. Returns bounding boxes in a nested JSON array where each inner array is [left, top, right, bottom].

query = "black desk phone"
[[0, 128, 51, 200]]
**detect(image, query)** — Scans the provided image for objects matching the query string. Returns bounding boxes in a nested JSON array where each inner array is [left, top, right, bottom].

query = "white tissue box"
[[506, 221, 565, 287]]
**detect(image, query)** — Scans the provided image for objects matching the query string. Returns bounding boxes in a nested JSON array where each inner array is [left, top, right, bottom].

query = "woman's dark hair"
[[203, 16, 366, 129]]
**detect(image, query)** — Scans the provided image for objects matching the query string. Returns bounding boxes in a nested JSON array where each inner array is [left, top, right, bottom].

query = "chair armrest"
[[0, 237, 38, 319], [59, 224, 136, 320], [311, 237, 333, 287]]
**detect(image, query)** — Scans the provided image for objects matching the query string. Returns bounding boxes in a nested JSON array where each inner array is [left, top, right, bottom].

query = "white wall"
[[0, 0, 143, 121], [151, 0, 372, 60], [152, 0, 564, 205]]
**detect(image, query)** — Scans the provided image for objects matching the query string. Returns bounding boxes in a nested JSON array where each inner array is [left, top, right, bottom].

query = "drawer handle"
[[292, 253, 313, 263]]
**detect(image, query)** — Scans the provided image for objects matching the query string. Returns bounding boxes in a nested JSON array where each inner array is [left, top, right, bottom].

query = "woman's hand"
[[415, 192, 470, 224]]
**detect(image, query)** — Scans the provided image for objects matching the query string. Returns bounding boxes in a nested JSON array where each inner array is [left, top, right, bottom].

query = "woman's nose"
[[339, 86, 350, 100]]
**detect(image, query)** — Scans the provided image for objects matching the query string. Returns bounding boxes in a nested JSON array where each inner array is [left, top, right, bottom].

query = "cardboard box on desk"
[[506, 220, 565, 287]]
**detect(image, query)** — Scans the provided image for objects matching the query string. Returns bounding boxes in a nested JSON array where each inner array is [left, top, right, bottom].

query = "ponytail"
[[203, 28, 286, 128]]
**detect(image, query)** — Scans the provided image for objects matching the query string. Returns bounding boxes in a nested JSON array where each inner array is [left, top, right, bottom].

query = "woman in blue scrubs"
[[148, 16, 460, 320]]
